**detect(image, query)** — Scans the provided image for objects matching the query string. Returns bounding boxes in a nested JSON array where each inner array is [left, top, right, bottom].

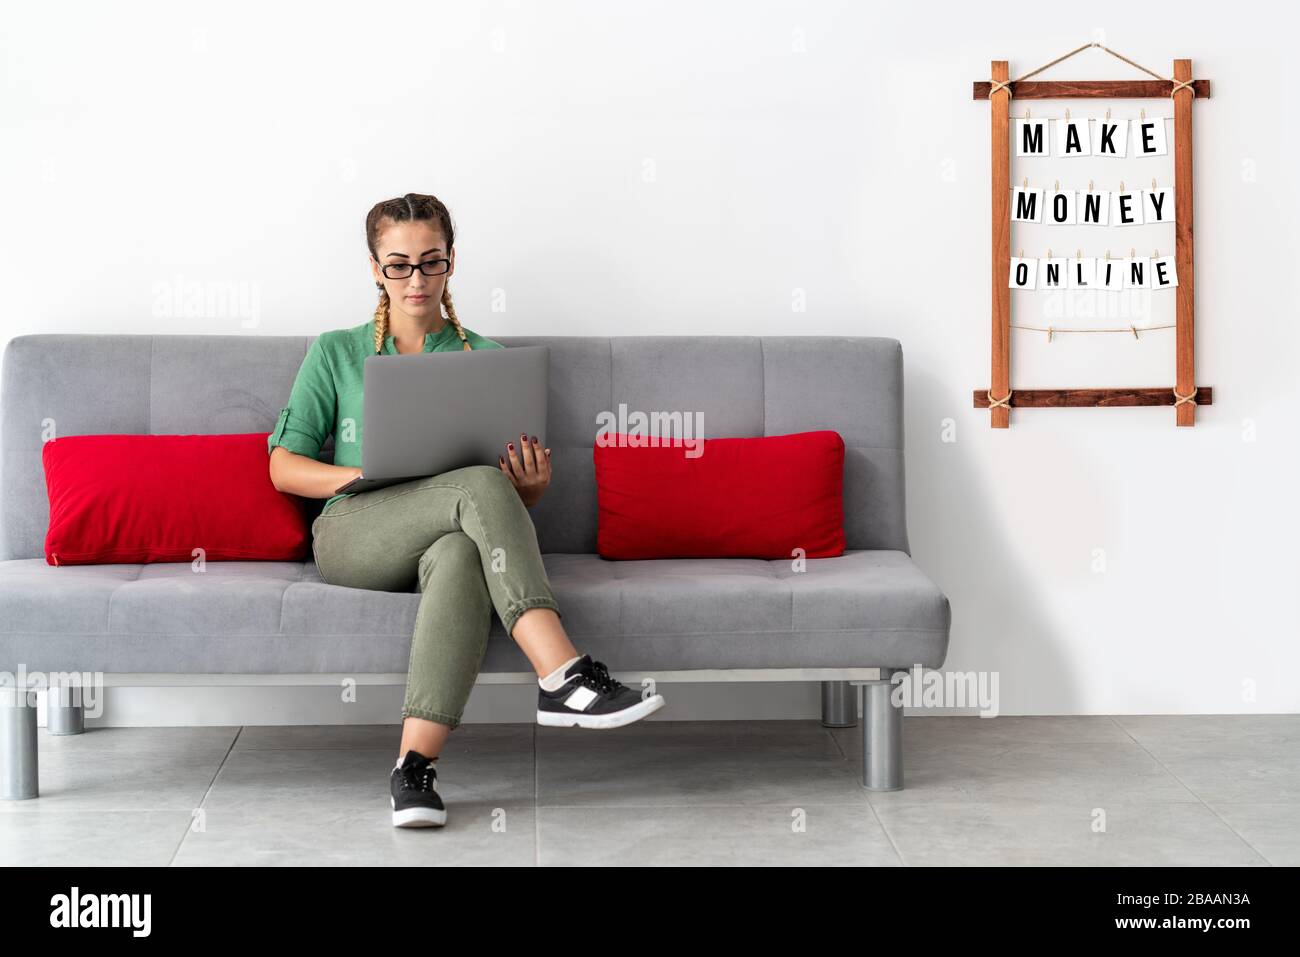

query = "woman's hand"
[[499, 433, 551, 507]]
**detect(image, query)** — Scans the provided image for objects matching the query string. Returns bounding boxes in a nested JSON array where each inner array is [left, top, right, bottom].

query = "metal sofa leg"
[[820, 680, 858, 728], [862, 670, 903, 791], [1, 688, 39, 800], [46, 683, 85, 736]]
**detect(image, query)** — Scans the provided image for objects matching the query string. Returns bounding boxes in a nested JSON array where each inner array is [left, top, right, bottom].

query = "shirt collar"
[[371, 318, 456, 355]]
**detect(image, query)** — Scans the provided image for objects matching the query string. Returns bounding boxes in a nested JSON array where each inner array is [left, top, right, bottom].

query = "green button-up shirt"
[[268, 317, 504, 512]]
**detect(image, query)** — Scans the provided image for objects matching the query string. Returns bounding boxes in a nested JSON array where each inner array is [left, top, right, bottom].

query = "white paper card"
[[1068, 257, 1096, 289], [1055, 118, 1092, 157], [1123, 256, 1151, 289], [1041, 257, 1068, 288], [1152, 255, 1179, 287], [1132, 117, 1168, 156], [1011, 188, 1045, 223], [1014, 119, 1050, 156], [1143, 188, 1173, 223], [1076, 190, 1111, 226], [1009, 257, 1038, 289], [1112, 191, 1145, 226], [1098, 258, 1125, 290], [1091, 119, 1128, 157], [1047, 190, 1075, 225]]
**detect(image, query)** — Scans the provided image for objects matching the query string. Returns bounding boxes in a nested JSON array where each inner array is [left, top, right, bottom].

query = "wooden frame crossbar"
[[973, 79, 1211, 99], [973, 387, 1213, 408], [974, 57, 1212, 427]]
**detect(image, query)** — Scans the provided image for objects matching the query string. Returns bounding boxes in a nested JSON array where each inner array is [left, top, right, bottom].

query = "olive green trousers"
[[311, 464, 561, 728]]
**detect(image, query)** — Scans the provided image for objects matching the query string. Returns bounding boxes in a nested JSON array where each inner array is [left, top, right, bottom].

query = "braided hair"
[[366, 193, 472, 354]]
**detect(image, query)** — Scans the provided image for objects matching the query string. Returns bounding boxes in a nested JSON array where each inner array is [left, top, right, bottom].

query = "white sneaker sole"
[[536, 694, 665, 729], [391, 797, 447, 828]]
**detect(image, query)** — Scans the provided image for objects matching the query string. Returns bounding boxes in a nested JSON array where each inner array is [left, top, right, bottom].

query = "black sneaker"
[[390, 749, 447, 828], [537, 654, 665, 729]]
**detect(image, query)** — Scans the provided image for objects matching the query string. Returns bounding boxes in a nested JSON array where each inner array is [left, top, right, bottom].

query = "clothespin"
[[1105, 107, 1111, 120], [1054, 179, 1060, 192], [1140, 107, 1146, 120], [1024, 107, 1031, 119], [1047, 326, 1054, 343], [1131, 325, 1140, 340], [1120, 180, 1125, 192], [1065, 107, 1071, 121], [1087, 180, 1094, 193], [1151, 177, 1157, 191], [1023, 177, 1028, 189]]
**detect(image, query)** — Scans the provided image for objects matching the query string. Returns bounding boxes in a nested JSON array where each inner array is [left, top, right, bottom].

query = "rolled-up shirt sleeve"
[[268, 338, 335, 459]]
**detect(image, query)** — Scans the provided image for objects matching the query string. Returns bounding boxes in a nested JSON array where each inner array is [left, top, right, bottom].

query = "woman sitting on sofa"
[[267, 192, 665, 828]]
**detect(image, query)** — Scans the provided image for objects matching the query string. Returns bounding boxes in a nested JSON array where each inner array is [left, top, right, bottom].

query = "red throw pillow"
[[593, 430, 845, 560], [42, 433, 309, 565]]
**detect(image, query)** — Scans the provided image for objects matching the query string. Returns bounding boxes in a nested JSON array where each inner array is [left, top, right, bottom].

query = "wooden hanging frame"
[[972, 49, 1213, 427]]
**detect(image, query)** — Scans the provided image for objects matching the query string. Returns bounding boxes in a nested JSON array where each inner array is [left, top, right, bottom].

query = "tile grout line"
[[860, 793, 909, 867], [823, 724, 910, 866], [166, 726, 245, 866], [533, 723, 540, 867], [1106, 715, 1274, 866], [827, 723, 850, 762]]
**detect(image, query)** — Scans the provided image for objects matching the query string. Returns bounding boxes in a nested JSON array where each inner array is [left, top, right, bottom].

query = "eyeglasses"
[[378, 258, 450, 280]]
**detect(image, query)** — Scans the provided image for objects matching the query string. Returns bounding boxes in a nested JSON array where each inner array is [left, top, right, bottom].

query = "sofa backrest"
[[0, 334, 910, 559]]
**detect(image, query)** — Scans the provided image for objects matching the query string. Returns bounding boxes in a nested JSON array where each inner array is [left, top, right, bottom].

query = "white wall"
[[3, 1, 1296, 718]]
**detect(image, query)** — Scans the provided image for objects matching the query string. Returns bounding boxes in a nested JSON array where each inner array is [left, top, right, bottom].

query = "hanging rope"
[[987, 389, 1013, 410], [1173, 387, 1199, 406], [1011, 322, 1176, 336], [990, 42, 1196, 100]]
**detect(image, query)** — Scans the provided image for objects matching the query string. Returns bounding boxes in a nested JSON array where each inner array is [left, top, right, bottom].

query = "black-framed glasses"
[[379, 258, 450, 280]]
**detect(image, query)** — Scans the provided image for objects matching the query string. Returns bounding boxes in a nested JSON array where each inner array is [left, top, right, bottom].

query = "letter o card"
[[1047, 190, 1075, 225], [1009, 257, 1038, 290]]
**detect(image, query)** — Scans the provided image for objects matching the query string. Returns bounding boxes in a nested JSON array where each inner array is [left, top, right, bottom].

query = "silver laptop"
[[334, 345, 549, 495]]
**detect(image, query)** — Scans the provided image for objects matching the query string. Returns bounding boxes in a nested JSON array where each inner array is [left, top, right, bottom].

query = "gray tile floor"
[[1, 715, 1294, 866]]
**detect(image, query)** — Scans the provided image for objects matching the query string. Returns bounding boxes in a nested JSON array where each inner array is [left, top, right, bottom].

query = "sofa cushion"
[[593, 430, 846, 560], [42, 433, 309, 565], [0, 551, 949, 674]]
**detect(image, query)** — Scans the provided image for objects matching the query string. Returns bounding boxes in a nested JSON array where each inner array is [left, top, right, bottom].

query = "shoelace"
[[400, 760, 437, 792], [580, 659, 624, 695]]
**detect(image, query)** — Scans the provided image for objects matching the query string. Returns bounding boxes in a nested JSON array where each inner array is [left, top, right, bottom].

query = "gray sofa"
[[0, 333, 950, 799]]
